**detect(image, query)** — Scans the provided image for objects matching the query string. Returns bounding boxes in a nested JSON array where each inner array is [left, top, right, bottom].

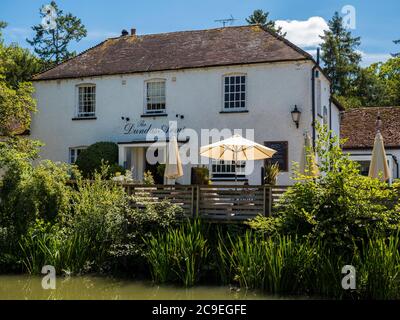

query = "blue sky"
[[1, 0, 399, 66]]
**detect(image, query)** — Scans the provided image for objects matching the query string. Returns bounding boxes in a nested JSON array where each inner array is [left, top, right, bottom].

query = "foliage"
[[263, 162, 280, 185], [144, 220, 209, 286], [0, 145, 72, 236], [191, 166, 211, 185], [75, 142, 121, 178], [249, 124, 400, 252], [1, 43, 44, 88], [143, 170, 155, 185], [0, 77, 37, 137], [27, 1, 87, 67], [357, 234, 400, 299], [246, 9, 286, 37], [320, 12, 361, 96]]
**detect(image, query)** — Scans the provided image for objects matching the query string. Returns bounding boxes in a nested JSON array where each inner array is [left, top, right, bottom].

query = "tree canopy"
[[246, 9, 286, 37], [27, 1, 87, 67], [0, 21, 37, 137], [320, 12, 361, 97]]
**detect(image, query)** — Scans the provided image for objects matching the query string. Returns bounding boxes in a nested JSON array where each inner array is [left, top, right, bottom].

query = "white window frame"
[[211, 159, 246, 178], [222, 74, 247, 111], [69, 146, 87, 163], [144, 79, 166, 114], [76, 84, 96, 118]]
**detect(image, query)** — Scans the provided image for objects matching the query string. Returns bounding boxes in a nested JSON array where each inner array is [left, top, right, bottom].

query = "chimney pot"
[[131, 28, 136, 36]]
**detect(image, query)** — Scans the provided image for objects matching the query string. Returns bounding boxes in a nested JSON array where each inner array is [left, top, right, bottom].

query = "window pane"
[[77, 85, 95, 117], [223, 75, 246, 110], [146, 81, 166, 113]]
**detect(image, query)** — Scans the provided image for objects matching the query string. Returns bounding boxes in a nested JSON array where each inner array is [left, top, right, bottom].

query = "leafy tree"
[[1, 44, 43, 88], [27, 1, 87, 67], [0, 21, 38, 137], [320, 12, 361, 96], [246, 9, 286, 37], [392, 39, 399, 57]]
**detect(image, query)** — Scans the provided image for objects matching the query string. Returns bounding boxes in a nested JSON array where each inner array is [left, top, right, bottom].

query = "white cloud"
[[3, 27, 32, 40], [358, 51, 391, 67], [276, 16, 328, 48]]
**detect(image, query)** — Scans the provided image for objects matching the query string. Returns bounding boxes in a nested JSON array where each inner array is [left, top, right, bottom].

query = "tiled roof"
[[341, 107, 400, 149], [33, 25, 313, 81]]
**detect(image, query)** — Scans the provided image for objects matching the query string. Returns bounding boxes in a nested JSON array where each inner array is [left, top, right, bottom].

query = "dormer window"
[[76, 84, 96, 118], [145, 80, 166, 114]]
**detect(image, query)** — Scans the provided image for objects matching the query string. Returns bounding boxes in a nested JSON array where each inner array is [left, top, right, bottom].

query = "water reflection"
[[0, 275, 282, 300]]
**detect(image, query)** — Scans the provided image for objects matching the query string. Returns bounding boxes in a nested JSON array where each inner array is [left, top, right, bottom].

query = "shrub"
[[109, 198, 183, 274], [263, 162, 280, 185], [0, 145, 73, 236], [75, 142, 123, 178], [249, 124, 400, 252]]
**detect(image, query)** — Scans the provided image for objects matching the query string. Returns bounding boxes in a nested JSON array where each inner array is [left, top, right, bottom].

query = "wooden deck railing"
[[125, 184, 289, 221]]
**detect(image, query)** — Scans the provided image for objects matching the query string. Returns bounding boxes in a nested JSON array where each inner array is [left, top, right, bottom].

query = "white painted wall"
[[31, 60, 338, 185]]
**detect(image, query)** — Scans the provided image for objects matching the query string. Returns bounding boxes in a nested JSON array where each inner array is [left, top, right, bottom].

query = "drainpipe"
[[311, 49, 321, 149], [311, 65, 317, 149]]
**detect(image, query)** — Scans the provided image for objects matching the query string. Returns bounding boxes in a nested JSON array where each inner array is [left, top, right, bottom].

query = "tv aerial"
[[214, 14, 237, 27]]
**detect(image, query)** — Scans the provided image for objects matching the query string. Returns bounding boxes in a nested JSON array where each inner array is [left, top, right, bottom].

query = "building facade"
[[341, 107, 400, 183], [31, 25, 341, 185]]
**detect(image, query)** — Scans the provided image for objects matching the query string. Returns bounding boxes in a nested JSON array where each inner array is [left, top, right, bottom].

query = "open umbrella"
[[299, 132, 319, 178], [368, 131, 391, 182], [164, 136, 183, 184], [200, 134, 277, 183]]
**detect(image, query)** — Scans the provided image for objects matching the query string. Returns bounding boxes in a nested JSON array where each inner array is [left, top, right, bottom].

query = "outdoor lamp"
[[291, 105, 301, 128]]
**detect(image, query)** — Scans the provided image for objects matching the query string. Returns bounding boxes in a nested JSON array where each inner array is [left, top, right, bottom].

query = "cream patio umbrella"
[[299, 132, 319, 178], [368, 131, 391, 182], [164, 136, 184, 184], [200, 134, 277, 183]]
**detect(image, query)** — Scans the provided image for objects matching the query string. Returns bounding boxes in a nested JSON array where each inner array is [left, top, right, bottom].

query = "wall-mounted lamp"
[[291, 105, 301, 128]]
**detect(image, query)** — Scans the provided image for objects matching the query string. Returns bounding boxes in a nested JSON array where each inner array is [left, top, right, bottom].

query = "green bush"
[[109, 198, 183, 274], [75, 142, 123, 178], [0, 145, 73, 236], [249, 124, 400, 252]]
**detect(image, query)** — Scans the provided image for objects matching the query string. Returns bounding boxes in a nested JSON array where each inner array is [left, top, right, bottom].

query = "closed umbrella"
[[164, 136, 183, 184], [368, 131, 391, 182], [299, 132, 319, 178], [200, 134, 277, 182]]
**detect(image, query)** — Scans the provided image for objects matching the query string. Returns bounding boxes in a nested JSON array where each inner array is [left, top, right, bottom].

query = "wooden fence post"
[[268, 186, 273, 216], [195, 185, 200, 218], [263, 186, 267, 216]]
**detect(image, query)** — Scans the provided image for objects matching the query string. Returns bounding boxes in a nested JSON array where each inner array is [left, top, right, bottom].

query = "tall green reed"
[[144, 219, 209, 287]]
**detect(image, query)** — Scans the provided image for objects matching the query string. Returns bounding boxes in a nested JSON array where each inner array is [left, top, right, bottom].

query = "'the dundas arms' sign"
[[123, 120, 185, 138]]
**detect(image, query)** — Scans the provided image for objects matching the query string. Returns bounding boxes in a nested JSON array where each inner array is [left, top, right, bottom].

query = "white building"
[[341, 106, 400, 183], [31, 25, 342, 185]]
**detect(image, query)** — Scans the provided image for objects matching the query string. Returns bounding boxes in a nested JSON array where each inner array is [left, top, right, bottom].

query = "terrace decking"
[[125, 184, 288, 221]]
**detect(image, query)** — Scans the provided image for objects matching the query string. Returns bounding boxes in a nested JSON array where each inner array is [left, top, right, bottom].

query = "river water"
[[0, 275, 302, 300]]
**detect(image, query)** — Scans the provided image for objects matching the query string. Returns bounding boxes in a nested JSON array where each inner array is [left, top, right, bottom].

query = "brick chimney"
[[131, 28, 136, 36]]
